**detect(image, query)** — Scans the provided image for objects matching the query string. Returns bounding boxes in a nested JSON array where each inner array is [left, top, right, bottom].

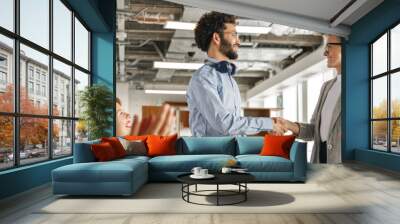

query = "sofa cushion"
[[73, 139, 101, 163], [115, 155, 150, 163], [119, 138, 147, 156], [178, 137, 236, 155], [52, 158, 147, 183], [260, 135, 296, 159], [101, 137, 127, 158], [124, 135, 148, 141], [91, 142, 118, 161], [236, 137, 263, 155], [148, 154, 235, 172], [236, 155, 293, 172], [147, 134, 178, 157]]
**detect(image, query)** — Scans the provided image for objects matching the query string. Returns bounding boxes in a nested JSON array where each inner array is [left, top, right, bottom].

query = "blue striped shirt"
[[186, 56, 273, 137]]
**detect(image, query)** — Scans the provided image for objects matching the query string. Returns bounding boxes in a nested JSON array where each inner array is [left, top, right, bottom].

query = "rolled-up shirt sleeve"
[[189, 73, 273, 136]]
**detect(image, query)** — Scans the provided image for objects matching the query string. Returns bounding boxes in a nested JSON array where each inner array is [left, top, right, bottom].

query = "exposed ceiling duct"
[[117, 0, 324, 90]]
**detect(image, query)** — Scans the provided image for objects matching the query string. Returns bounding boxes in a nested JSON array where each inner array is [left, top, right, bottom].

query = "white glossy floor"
[[1, 162, 400, 224]]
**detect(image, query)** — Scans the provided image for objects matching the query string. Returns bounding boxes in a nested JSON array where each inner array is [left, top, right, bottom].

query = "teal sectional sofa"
[[52, 136, 307, 196]]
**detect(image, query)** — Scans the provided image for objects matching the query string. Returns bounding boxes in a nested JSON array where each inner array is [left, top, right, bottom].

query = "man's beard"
[[220, 38, 238, 60]]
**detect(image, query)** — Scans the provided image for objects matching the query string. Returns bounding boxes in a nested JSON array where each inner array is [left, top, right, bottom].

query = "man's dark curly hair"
[[194, 12, 236, 52]]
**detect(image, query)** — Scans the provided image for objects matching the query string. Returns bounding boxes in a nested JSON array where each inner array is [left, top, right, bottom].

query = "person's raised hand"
[[116, 110, 133, 136], [129, 104, 176, 136]]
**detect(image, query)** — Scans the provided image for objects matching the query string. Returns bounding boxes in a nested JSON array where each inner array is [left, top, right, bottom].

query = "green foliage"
[[372, 99, 400, 140], [79, 84, 113, 140]]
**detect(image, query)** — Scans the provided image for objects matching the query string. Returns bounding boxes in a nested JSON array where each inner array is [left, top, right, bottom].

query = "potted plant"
[[79, 84, 114, 140]]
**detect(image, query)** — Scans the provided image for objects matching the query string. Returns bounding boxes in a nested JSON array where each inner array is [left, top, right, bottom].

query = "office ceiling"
[[166, 0, 383, 37], [215, 0, 383, 26], [116, 0, 325, 92]]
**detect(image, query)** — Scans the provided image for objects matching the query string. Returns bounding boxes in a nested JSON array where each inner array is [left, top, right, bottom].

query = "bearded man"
[[186, 12, 284, 137]]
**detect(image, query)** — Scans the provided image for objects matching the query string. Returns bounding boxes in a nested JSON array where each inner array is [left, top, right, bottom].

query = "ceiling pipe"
[[165, 0, 351, 37]]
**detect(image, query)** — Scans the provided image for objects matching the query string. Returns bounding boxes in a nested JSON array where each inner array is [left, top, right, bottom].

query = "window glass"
[[74, 18, 89, 70], [391, 72, 400, 118], [20, 117, 49, 165], [0, 116, 13, 170], [20, 44, 49, 115], [53, 0, 72, 60], [372, 76, 387, 119], [53, 59, 72, 116], [75, 120, 88, 143], [391, 120, 400, 153], [282, 85, 297, 121], [0, 0, 92, 169], [0, 35, 14, 113], [372, 33, 387, 77], [0, 0, 14, 31], [53, 119, 72, 158], [391, 24, 400, 70], [74, 69, 89, 118], [372, 121, 388, 151], [20, 0, 49, 49]]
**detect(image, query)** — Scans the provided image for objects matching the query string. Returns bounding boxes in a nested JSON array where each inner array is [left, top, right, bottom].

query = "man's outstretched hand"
[[272, 117, 286, 135], [274, 117, 300, 136]]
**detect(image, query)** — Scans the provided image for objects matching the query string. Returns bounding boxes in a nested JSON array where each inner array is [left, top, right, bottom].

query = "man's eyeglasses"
[[326, 43, 342, 47], [223, 31, 239, 38], [325, 43, 342, 52]]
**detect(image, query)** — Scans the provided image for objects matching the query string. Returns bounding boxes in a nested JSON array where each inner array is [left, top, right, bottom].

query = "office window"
[[0, 71, 6, 85], [20, 0, 49, 49], [0, 34, 14, 113], [53, 0, 72, 60], [0, 55, 6, 68], [53, 59, 72, 116], [28, 81, 34, 94], [370, 23, 400, 153], [28, 67, 34, 80], [282, 85, 297, 122], [0, 0, 14, 32], [0, 116, 13, 170], [19, 117, 49, 165], [0, 54, 7, 90], [42, 85, 46, 97], [74, 69, 89, 119], [0, 0, 91, 170], [35, 70, 41, 81], [52, 119, 72, 158], [390, 24, 400, 70], [75, 17, 89, 70], [36, 83, 40, 95]]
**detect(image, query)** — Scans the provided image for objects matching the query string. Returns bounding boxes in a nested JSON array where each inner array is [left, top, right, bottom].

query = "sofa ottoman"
[[52, 155, 149, 195]]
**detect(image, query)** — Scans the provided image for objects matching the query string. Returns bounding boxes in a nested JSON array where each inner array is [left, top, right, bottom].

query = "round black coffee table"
[[177, 173, 255, 206]]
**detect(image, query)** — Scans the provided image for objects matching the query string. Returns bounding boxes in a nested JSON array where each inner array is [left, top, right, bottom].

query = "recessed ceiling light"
[[145, 89, 187, 95], [164, 21, 272, 34], [153, 61, 203, 70]]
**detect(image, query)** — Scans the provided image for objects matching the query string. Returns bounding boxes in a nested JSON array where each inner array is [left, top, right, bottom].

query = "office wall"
[[344, 0, 400, 170]]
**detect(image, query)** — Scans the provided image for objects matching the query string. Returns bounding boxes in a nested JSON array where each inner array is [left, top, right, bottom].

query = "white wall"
[[117, 82, 186, 118]]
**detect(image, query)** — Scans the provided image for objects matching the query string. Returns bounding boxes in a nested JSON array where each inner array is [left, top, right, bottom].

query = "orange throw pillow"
[[146, 134, 178, 157], [91, 142, 117, 161], [260, 135, 296, 159], [101, 137, 126, 158], [124, 135, 148, 142]]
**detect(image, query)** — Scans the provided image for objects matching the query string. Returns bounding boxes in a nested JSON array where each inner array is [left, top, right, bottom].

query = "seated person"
[[116, 97, 176, 136]]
